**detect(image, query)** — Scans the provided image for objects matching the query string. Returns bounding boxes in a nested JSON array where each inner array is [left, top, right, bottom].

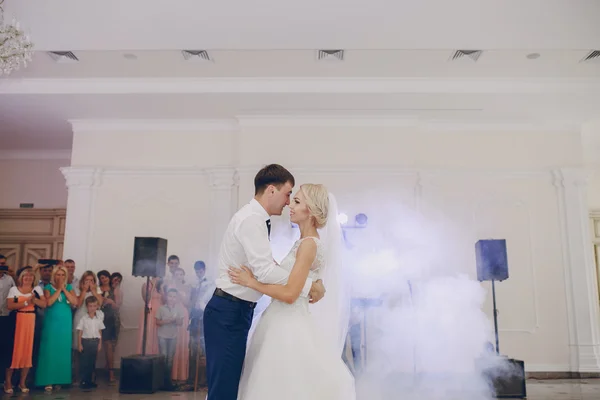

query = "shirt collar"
[[250, 198, 270, 221]]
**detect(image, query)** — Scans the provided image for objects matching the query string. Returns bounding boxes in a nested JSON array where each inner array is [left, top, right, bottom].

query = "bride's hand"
[[228, 265, 256, 288]]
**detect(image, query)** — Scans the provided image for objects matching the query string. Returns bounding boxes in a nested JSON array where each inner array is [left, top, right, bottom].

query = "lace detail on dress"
[[295, 237, 325, 276], [270, 236, 325, 309]]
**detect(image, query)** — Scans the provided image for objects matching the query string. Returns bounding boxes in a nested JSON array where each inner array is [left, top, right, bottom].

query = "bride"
[[228, 183, 355, 400]]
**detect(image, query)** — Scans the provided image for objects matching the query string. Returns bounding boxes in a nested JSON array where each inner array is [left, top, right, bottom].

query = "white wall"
[[62, 120, 598, 372], [0, 158, 69, 208]]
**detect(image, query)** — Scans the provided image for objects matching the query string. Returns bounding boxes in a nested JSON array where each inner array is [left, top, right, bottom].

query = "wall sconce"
[[340, 213, 368, 249]]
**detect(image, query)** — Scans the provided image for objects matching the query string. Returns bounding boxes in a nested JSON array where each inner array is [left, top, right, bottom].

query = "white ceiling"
[[4, 0, 600, 50], [1, 0, 600, 151]]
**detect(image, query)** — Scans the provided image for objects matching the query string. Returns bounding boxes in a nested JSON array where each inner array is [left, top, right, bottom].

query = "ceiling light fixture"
[[0, 0, 33, 76], [182, 50, 212, 62], [317, 50, 344, 62]]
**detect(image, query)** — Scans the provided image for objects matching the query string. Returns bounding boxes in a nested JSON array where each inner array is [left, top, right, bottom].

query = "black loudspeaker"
[[119, 354, 165, 394], [490, 358, 527, 398], [475, 239, 509, 282], [132, 237, 167, 278]]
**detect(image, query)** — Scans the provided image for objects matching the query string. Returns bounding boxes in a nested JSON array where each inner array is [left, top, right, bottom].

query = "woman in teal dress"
[[35, 266, 79, 392]]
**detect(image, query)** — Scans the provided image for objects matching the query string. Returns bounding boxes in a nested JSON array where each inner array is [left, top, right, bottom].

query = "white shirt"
[[76, 312, 105, 339], [7, 286, 43, 302], [0, 274, 15, 316], [193, 278, 215, 311], [71, 276, 80, 289], [215, 199, 313, 302]]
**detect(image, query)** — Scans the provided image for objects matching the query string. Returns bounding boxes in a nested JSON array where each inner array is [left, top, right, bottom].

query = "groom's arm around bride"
[[203, 164, 325, 400]]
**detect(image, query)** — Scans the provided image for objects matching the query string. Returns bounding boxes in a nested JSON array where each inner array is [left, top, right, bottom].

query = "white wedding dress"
[[238, 237, 356, 400]]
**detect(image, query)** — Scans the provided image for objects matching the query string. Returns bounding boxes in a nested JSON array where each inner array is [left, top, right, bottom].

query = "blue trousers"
[[204, 294, 255, 400]]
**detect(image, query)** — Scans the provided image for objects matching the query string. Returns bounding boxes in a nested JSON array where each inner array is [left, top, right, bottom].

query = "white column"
[[582, 121, 600, 168], [205, 167, 238, 280], [582, 121, 600, 210], [553, 168, 600, 372], [60, 167, 102, 270]]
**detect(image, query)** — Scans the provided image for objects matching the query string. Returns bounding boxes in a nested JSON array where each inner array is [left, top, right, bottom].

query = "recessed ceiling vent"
[[580, 50, 600, 63], [47, 51, 79, 63], [182, 50, 212, 62], [449, 50, 482, 62], [317, 50, 344, 62]]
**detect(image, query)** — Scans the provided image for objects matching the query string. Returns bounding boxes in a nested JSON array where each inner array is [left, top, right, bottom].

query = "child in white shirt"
[[76, 296, 105, 389]]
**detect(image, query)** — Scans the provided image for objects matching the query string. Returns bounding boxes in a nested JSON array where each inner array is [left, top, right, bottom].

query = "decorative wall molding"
[[419, 121, 579, 132], [236, 164, 553, 179], [472, 194, 541, 334], [0, 149, 71, 160], [63, 116, 580, 134], [1, 77, 599, 95], [554, 167, 600, 372], [552, 168, 591, 188], [101, 167, 206, 176], [237, 115, 418, 128], [62, 165, 557, 180], [206, 167, 238, 189], [69, 119, 239, 133], [60, 167, 103, 188], [238, 115, 579, 132]]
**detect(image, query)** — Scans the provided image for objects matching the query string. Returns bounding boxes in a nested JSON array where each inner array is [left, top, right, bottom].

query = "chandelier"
[[0, 0, 33, 76]]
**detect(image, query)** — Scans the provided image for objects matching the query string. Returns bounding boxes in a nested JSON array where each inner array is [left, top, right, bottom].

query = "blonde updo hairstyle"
[[299, 184, 329, 229]]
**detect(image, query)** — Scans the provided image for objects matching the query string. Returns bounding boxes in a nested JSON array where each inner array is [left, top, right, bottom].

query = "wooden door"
[[590, 211, 600, 304], [22, 243, 53, 267], [0, 244, 22, 273], [0, 209, 66, 273]]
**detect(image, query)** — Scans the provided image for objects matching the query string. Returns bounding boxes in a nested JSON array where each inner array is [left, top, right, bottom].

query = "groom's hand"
[[309, 279, 326, 304]]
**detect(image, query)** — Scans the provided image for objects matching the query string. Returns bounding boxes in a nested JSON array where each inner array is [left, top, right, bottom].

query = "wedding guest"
[[0, 255, 13, 278], [5, 267, 46, 394], [110, 273, 123, 302], [166, 255, 180, 282], [77, 296, 104, 389], [136, 277, 163, 355], [64, 259, 79, 288], [35, 266, 78, 392], [73, 271, 104, 383], [30, 263, 54, 386], [168, 268, 190, 383], [98, 270, 119, 384], [156, 289, 184, 389], [0, 263, 15, 394], [189, 261, 213, 385]]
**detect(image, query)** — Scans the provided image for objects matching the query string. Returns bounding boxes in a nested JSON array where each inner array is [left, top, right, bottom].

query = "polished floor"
[[2, 380, 600, 399]]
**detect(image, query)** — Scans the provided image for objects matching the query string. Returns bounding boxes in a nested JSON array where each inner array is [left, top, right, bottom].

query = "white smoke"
[[344, 202, 515, 400], [268, 198, 515, 400]]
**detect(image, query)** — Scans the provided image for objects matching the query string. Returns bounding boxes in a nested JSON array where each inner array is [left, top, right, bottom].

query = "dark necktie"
[[266, 219, 271, 239]]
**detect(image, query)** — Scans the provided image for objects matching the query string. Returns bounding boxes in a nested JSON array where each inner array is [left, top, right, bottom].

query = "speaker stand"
[[141, 276, 151, 356], [491, 279, 500, 354], [351, 297, 383, 371]]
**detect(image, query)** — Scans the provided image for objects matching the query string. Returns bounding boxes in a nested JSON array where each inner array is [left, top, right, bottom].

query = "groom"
[[203, 164, 326, 400]]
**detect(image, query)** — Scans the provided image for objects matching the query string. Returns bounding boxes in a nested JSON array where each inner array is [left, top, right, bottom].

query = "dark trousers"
[[158, 336, 176, 387], [79, 338, 99, 385], [0, 314, 16, 373], [188, 310, 206, 385], [28, 313, 45, 384], [203, 295, 254, 400]]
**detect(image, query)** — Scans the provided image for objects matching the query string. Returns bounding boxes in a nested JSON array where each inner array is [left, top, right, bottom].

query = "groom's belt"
[[213, 288, 257, 308]]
